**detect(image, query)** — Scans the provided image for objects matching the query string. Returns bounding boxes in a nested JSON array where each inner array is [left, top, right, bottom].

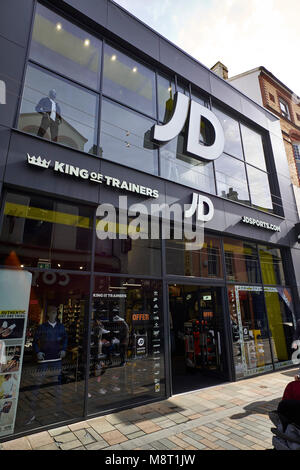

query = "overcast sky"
[[114, 0, 300, 96]]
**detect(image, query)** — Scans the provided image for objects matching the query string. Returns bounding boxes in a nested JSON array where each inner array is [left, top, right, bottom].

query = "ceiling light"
[[84, 39, 90, 47], [132, 67, 137, 73], [122, 283, 141, 287], [109, 286, 127, 290], [111, 54, 117, 61], [56, 23, 62, 31]]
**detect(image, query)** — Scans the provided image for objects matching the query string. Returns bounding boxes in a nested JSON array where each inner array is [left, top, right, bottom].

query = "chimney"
[[211, 61, 228, 80]]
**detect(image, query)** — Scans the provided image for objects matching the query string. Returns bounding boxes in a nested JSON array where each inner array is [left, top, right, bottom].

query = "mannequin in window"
[[26, 305, 67, 425], [36, 89, 62, 142]]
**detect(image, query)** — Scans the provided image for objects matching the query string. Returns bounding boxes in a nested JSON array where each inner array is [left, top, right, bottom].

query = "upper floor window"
[[100, 98, 158, 175], [18, 64, 98, 155], [213, 107, 243, 160], [240, 124, 267, 171], [102, 44, 156, 118], [30, 4, 102, 90], [279, 97, 291, 120]]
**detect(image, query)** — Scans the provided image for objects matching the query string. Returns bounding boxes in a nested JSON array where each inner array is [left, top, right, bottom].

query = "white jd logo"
[[151, 92, 225, 161]]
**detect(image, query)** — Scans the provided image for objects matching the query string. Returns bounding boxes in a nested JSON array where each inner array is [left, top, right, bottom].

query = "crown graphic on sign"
[[27, 153, 51, 168]]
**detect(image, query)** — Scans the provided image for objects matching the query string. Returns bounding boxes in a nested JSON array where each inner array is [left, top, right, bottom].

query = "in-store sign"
[[26, 154, 159, 199], [151, 92, 225, 162], [135, 335, 147, 356], [37, 259, 51, 269]]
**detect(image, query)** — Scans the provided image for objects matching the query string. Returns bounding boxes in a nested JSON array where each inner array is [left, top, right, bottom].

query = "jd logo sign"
[[151, 91, 225, 161]]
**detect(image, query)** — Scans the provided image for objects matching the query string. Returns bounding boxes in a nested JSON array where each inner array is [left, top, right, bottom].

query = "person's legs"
[[37, 115, 50, 138]]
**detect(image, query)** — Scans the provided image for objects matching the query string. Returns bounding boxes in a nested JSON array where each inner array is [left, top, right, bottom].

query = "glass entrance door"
[[169, 284, 228, 394]]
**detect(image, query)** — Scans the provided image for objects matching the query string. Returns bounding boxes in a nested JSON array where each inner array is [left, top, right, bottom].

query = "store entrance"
[[169, 284, 227, 394]]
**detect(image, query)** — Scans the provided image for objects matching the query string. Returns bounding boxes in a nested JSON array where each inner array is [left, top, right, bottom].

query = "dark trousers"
[[277, 399, 300, 430], [37, 115, 59, 142]]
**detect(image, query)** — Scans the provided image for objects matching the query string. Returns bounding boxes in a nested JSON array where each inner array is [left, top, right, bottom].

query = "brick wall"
[[259, 73, 300, 187]]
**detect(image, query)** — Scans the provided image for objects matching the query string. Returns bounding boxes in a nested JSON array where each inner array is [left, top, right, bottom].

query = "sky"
[[113, 0, 300, 96]]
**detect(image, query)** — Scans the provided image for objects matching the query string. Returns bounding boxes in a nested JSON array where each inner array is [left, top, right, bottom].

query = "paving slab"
[[1, 367, 298, 451]]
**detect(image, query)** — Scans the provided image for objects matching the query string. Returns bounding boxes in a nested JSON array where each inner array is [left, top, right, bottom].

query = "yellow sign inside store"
[[4, 202, 91, 230]]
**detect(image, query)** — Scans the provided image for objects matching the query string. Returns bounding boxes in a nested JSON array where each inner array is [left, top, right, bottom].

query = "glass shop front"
[[0, 190, 296, 439]]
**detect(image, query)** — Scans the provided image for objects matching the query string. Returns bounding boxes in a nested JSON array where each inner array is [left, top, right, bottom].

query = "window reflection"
[[0, 192, 93, 271], [30, 3, 101, 90], [166, 236, 222, 278], [241, 124, 267, 171], [224, 238, 260, 283], [247, 166, 273, 213], [258, 245, 285, 285], [103, 44, 156, 118], [18, 64, 98, 155], [157, 75, 175, 123], [160, 130, 216, 193], [100, 98, 158, 174], [264, 287, 295, 370], [213, 108, 243, 159], [95, 236, 161, 277], [215, 154, 250, 205]]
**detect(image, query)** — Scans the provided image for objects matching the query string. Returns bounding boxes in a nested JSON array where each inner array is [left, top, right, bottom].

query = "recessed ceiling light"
[[56, 23, 62, 31], [84, 39, 90, 47], [111, 54, 117, 61], [132, 67, 137, 73]]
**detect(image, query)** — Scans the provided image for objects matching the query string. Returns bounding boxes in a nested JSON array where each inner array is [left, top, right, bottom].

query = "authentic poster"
[[0, 269, 32, 437]]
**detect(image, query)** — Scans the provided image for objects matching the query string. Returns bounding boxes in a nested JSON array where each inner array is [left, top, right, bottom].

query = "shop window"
[[258, 245, 285, 286], [228, 286, 273, 379], [247, 166, 273, 213], [160, 130, 216, 193], [264, 287, 296, 370], [30, 3, 101, 90], [0, 192, 93, 271], [88, 277, 164, 414], [240, 125, 267, 171], [18, 64, 98, 155], [94, 236, 162, 277], [100, 98, 158, 174], [9, 269, 90, 434], [103, 44, 156, 118], [213, 108, 244, 160], [214, 154, 250, 205], [157, 75, 175, 124], [224, 238, 261, 284], [166, 235, 223, 278]]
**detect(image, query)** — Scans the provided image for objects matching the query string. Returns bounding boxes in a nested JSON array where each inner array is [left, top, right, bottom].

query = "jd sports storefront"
[[0, 0, 300, 441]]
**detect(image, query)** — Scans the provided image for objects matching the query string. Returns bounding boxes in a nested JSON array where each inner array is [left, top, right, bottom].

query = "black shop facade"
[[0, 0, 300, 441]]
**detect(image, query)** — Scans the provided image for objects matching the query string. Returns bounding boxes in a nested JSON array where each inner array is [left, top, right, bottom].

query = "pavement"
[[0, 367, 298, 451]]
